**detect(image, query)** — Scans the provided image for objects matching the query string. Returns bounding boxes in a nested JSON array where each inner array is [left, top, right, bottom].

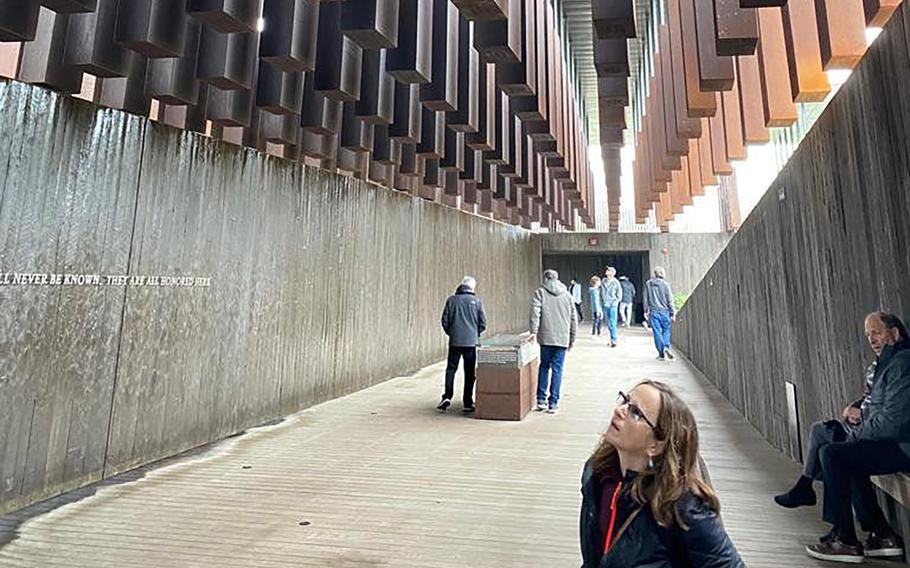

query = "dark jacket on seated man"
[[855, 339, 910, 455]]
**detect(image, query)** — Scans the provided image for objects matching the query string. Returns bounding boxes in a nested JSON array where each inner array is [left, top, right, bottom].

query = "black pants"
[[575, 303, 584, 322], [444, 346, 477, 406], [820, 438, 910, 543]]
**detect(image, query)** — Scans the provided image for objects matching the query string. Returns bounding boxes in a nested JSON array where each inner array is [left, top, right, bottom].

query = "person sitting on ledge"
[[579, 380, 744, 568], [775, 312, 910, 563]]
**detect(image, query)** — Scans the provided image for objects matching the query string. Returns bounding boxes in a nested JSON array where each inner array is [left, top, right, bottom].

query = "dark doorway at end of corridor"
[[543, 252, 649, 324]]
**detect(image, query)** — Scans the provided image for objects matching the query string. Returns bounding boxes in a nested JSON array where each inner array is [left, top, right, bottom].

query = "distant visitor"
[[570, 278, 585, 323], [601, 267, 622, 348], [589, 275, 604, 336], [618, 275, 635, 327], [643, 267, 676, 361]]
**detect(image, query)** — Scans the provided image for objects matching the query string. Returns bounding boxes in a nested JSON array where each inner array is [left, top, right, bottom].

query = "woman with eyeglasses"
[[579, 380, 745, 568]]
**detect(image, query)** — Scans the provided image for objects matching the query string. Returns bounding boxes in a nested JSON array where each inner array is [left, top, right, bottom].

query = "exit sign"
[[588, 237, 599, 246]]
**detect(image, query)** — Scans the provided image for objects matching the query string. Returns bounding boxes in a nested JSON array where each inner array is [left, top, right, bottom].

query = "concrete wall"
[[0, 81, 541, 514], [674, 8, 910, 460], [539, 233, 731, 296]]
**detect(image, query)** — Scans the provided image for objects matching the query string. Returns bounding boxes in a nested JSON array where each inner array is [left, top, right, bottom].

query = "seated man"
[[787, 312, 910, 563]]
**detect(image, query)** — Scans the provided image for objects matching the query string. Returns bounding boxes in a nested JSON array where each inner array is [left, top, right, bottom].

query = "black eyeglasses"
[[617, 391, 659, 433]]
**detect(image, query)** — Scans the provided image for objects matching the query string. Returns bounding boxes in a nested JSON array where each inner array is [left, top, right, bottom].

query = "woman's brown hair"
[[590, 379, 719, 528]]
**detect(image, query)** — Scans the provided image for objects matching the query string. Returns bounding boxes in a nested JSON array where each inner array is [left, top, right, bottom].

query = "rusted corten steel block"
[[385, 0, 433, 83], [340, 0, 399, 49], [757, 8, 797, 127], [116, 0, 187, 58], [187, 0, 261, 33], [147, 20, 202, 104], [9, 0, 595, 227], [0, 0, 42, 42], [497, 0, 536, 96], [594, 37, 630, 77], [197, 26, 258, 90], [255, 62, 303, 115], [592, 0, 635, 39], [474, 0, 521, 64], [420, 0, 458, 111], [63, 0, 130, 77], [670, 0, 715, 116], [19, 8, 83, 93], [781, 0, 831, 103], [864, 0, 903, 26], [450, 0, 508, 21], [39, 0, 96, 12], [815, 0, 868, 69], [356, 49, 394, 124], [714, 0, 758, 56], [261, 0, 319, 72]]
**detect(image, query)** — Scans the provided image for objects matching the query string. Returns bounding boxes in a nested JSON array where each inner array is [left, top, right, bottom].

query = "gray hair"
[[654, 266, 666, 278], [460, 276, 476, 291], [606, 266, 616, 276], [543, 269, 559, 282]]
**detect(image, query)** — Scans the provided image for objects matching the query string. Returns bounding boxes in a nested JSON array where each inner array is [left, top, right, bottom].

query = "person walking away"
[[530, 269, 577, 414], [589, 276, 604, 336], [570, 278, 585, 323], [601, 267, 622, 347], [438, 276, 487, 413], [579, 380, 745, 567], [643, 267, 676, 361], [619, 276, 635, 327]]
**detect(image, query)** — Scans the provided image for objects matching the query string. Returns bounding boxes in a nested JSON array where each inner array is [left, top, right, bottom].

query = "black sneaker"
[[462, 405, 476, 413], [806, 537, 864, 563], [657, 355, 666, 361], [864, 532, 903, 557], [437, 398, 451, 411], [664, 350, 675, 360], [774, 482, 816, 508]]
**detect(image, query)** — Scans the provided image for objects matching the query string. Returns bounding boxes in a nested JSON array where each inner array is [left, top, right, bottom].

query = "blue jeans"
[[537, 345, 567, 408], [649, 311, 672, 356], [591, 313, 602, 335], [603, 305, 618, 343]]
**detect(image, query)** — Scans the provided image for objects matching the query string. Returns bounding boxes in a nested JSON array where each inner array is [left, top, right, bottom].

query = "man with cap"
[[439, 276, 487, 413]]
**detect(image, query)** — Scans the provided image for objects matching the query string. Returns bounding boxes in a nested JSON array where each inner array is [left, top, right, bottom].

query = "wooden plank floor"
[[0, 328, 895, 567]]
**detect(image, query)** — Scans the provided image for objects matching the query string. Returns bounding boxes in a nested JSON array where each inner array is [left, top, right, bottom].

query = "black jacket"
[[580, 462, 745, 568], [440, 285, 487, 347], [856, 340, 910, 456]]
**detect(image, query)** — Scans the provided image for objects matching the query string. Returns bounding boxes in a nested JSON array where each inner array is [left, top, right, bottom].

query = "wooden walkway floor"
[[0, 328, 894, 567]]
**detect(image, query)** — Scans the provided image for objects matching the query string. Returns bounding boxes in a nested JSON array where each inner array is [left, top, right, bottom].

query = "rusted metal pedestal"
[[475, 334, 539, 421]]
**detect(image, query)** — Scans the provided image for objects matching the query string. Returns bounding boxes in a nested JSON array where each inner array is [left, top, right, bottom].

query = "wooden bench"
[[871, 473, 910, 565], [872, 473, 910, 508]]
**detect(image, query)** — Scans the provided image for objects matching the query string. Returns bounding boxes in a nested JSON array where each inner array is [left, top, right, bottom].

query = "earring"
[[648, 456, 655, 469]]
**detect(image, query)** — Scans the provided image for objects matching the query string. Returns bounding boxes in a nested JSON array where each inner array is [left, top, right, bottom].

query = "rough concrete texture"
[[0, 81, 540, 514]]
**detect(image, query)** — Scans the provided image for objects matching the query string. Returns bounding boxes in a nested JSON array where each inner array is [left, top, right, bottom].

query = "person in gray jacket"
[[600, 267, 622, 347], [643, 267, 676, 360], [530, 269, 577, 414], [802, 312, 910, 563], [439, 276, 487, 413]]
